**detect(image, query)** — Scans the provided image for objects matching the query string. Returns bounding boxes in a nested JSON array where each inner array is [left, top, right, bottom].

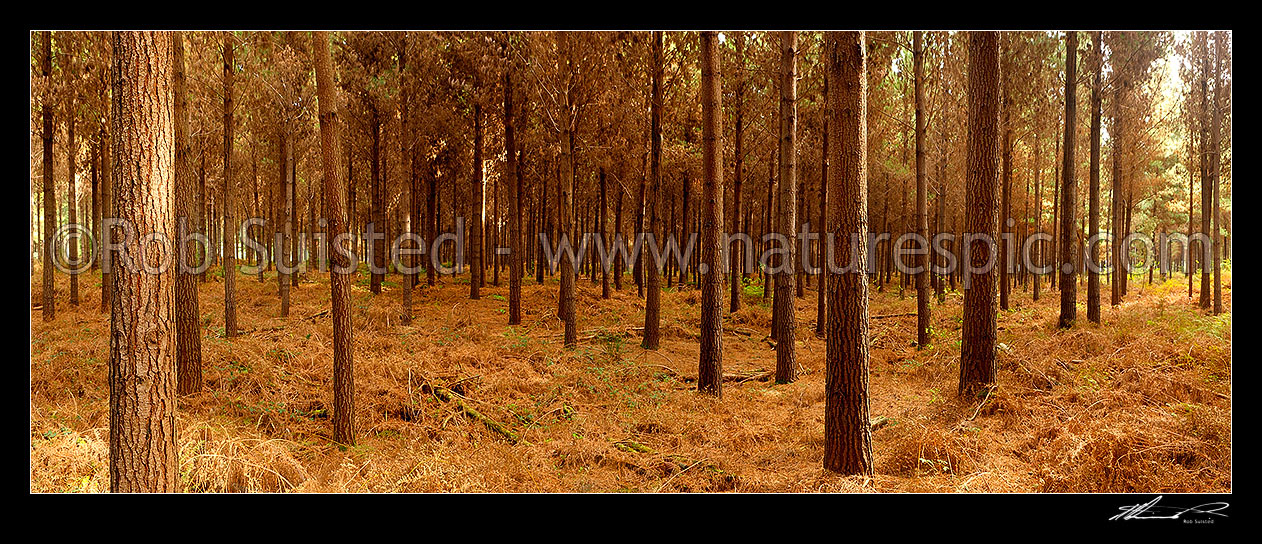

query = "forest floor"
[[30, 263, 1231, 492]]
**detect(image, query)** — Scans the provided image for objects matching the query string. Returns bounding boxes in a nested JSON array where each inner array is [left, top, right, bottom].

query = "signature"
[[1110, 496, 1230, 521]]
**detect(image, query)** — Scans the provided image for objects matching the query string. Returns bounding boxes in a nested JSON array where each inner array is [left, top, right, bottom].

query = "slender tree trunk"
[[815, 67, 829, 338], [1033, 132, 1042, 302], [1058, 31, 1079, 328], [600, 166, 610, 299], [67, 65, 79, 307], [173, 33, 203, 394], [642, 31, 663, 351], [999, 41, 1011, 312], [279, 134, 292, 316], [614, 160, 625, 292], [558, 36, 578, 348], [1211, 32, 1223, 315], [1051, 121, 1060, 291], [222, 34, 238, 338], [314, 31, 355, 447], [1197, 32, 1211, 310], [730, 39, 745, 314], [914, 31, 930, 348], [773, 31, 798, 384], [697, 31, 725, 396], [1087, 32, 1103, 323], [471, 102, 484, 299], [370, 109, 383, 294], [41, 31, 55, 322], [823, 31, 873, 476], [506, 66, 523, 324], [960, 31, 1001, 395], [108, 30, 178, 492]]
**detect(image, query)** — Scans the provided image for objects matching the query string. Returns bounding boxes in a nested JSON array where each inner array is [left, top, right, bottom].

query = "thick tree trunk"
[[960, 31, 1001, 395], [823, 31, 873, 476], [108, 30, 179, 492]]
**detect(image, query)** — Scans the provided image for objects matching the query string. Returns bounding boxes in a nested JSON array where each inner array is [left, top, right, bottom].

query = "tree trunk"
[[1087, 32, 1103, 323], [41, 31, 55, 322], [67, 62, 79, 307], [815, 65, 829, 338], [222, 34, 238, 338], [823, 31, 873, 476], [279, 134, 292, 317], [108, 30, 179, 492], [505, 66, 523, 324], [600, 166, 610, 299], [471, 102, 484, 299], [999, 39, 1011, 312], [960, 31, 1001, 395], [1058, 31, 1079, 329], [773, 31, 798, 385], [730, 36, 745, 314], [370, 108, 383, 294], [914, 31, 930, 348], [1211, 32, 1223, 315], [642, 31, 663, 351], [173, 33, 203, 394], [314, 31, 355, 447], [697, 31, 725, 397]]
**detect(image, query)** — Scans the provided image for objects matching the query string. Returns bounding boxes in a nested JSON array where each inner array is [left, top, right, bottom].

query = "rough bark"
[[823, 31, 873, 476], [41, 31, 55, 322], [914, 31, 930, 348], [960, 31, 1000, 396], [641, 31, 663, 351], [314, 31, 356, 447], [698, 31, 725, 397], [471, 102, 484, 300], [1087, 32, 1103, 323], [173, 33, 203, 394], [222, 34, 238, 338], [108, 30, 179, 492], [773, 31, 798, 384], [1058, 31, 1079, 329]]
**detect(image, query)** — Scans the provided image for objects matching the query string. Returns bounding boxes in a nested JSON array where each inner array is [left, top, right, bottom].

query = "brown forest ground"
[[30, 263, 1231, 492]]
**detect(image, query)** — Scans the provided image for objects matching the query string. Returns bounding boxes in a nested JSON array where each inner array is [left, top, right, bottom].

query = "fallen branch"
[[430, 386, 528, 445], [678, 370, 774, 384], [870, 312, 917, 319]]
